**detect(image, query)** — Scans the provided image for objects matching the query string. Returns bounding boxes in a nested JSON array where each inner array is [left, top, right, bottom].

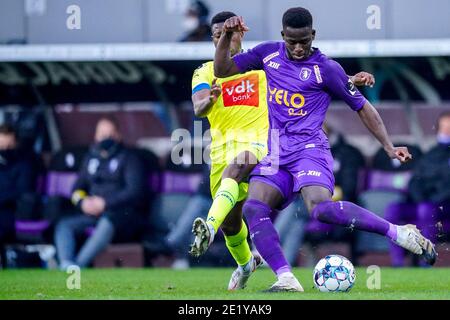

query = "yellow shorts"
[[209, 140, 268, 202]]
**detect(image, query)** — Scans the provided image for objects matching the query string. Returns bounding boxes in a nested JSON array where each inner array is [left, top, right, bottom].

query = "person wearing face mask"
[[179, 0, 211, 42], [385, 111, 450, 266], [54, 117, 147, 270], [0, 124, 36, 267]]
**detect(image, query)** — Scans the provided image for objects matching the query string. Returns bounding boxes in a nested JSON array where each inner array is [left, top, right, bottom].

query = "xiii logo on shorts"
[[221, 74, 259, 107]]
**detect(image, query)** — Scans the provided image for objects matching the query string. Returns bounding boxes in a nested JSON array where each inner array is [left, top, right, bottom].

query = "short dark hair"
[[282, 7, 313, 29], [0, 124, 16, 137], [211, 11, 237, 26], [436, 110, 450, 132]]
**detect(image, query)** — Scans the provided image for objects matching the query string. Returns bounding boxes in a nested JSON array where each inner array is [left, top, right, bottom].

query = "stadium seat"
[[364, 170, 412, 193], [142, 150, 203, 262], [144, 171, 202, 254], [356, 190, 406, 253], [153, 148, 204, 227], [46, 146, 88, 196], [43, 146, 88, 222], [14, 147, 88, 244], [355, 145, 422, 261]]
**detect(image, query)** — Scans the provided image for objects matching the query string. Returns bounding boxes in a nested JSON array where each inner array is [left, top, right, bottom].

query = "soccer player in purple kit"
[[213, 7, 437, 292]]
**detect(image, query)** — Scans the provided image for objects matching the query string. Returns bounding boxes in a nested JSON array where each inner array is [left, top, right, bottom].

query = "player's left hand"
[[223, 16, 250, 33], [209, 78, 221, 104], [386, 146, 412, 163], [351, 72, 375, 87], [90, 196, 106, 213]]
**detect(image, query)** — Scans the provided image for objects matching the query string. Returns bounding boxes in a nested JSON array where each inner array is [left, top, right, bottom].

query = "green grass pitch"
[[1, 267, 449, 300]]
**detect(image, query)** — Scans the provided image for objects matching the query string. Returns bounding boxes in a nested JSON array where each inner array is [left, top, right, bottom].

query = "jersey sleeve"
[[192, 62, 213, 94], [232, 42, 269, 73], [323, 59, 367, 111]]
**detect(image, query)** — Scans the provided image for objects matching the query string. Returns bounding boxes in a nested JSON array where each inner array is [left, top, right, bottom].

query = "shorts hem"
[[296, 182, 334, 195]]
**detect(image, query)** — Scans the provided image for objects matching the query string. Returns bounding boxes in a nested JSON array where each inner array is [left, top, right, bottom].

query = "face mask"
[[95, 138, 119, 159], [98, 138, 117, 151], [183, 16, 199, 32], [437, 133, 450, 145]]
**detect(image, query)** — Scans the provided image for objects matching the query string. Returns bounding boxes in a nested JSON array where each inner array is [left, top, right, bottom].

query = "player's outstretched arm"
[[214, 16, 249, 78], [192, 79, 221, 118], [357, 101, 412, 163]]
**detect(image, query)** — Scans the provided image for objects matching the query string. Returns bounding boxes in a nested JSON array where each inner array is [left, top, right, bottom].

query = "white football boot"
[[228, 254, 263, 290], [393, 224, 437, 265], [264, 272, 304, 292]]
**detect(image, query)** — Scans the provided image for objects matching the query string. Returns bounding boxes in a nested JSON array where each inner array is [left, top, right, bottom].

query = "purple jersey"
[[233, 41, 367, 165]]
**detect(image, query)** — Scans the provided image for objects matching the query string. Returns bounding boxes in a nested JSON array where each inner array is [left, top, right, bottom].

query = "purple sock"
[[311, 201, 396, 239], [243, 199, 291, 276]]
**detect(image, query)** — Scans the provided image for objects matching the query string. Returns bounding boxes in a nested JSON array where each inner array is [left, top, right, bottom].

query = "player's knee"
[[220, 223, 241, 236], [242, 199, 256, 216], [222, 164, 246, 183], [242, 199, 264, 225], [306, 195, 331, 215]]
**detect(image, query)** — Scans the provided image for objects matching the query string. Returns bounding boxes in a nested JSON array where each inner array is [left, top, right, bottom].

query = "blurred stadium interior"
[[0, 0, 449, 270]]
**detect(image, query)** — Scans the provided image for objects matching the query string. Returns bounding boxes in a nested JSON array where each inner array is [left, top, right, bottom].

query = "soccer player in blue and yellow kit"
[[190, 12, 268, 290]]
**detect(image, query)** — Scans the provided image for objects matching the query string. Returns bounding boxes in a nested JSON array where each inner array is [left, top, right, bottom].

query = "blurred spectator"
[[386, 111, 450, 266], [179, 1, 211, 42], [54, 117, 147, 269], [326, 124, 366, 203], [0, 124, 36, 266], [409, 111, 450, 207], [165, 163, 212, 269]]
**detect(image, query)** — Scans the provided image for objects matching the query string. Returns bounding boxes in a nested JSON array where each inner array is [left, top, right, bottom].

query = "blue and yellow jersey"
[[192, 61, 269, 149]]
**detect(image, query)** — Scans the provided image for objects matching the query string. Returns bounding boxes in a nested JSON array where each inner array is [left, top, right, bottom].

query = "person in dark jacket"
[[329, 128, 366, 203], [386, 110, 450, 266], [0, 125, 35, 245], [54, 117, 146, 269], [0, 124, 36, 268], [409, 111, 450, 206]]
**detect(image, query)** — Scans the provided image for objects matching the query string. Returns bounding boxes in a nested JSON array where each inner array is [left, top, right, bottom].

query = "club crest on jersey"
[[346, 79, 357, 96], [299, 68, 311, 81]]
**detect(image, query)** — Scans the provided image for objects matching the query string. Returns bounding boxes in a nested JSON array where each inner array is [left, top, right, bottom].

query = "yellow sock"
[[224, 221, 252, 266], [206, 178, 239, 232]]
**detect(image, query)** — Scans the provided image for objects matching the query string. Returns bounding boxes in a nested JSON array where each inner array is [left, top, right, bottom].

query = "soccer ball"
[[313, 254, 356, 292]]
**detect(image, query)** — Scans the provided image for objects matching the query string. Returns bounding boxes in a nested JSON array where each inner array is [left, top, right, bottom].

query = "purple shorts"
[[249, 146, 335, 209]]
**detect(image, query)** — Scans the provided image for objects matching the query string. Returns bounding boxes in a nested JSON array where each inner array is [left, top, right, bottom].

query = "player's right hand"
[[386, 146, 413, 164], [209, 78, 221, 104], [351, 72, 375, 87], [223, 16, 249, 33]]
